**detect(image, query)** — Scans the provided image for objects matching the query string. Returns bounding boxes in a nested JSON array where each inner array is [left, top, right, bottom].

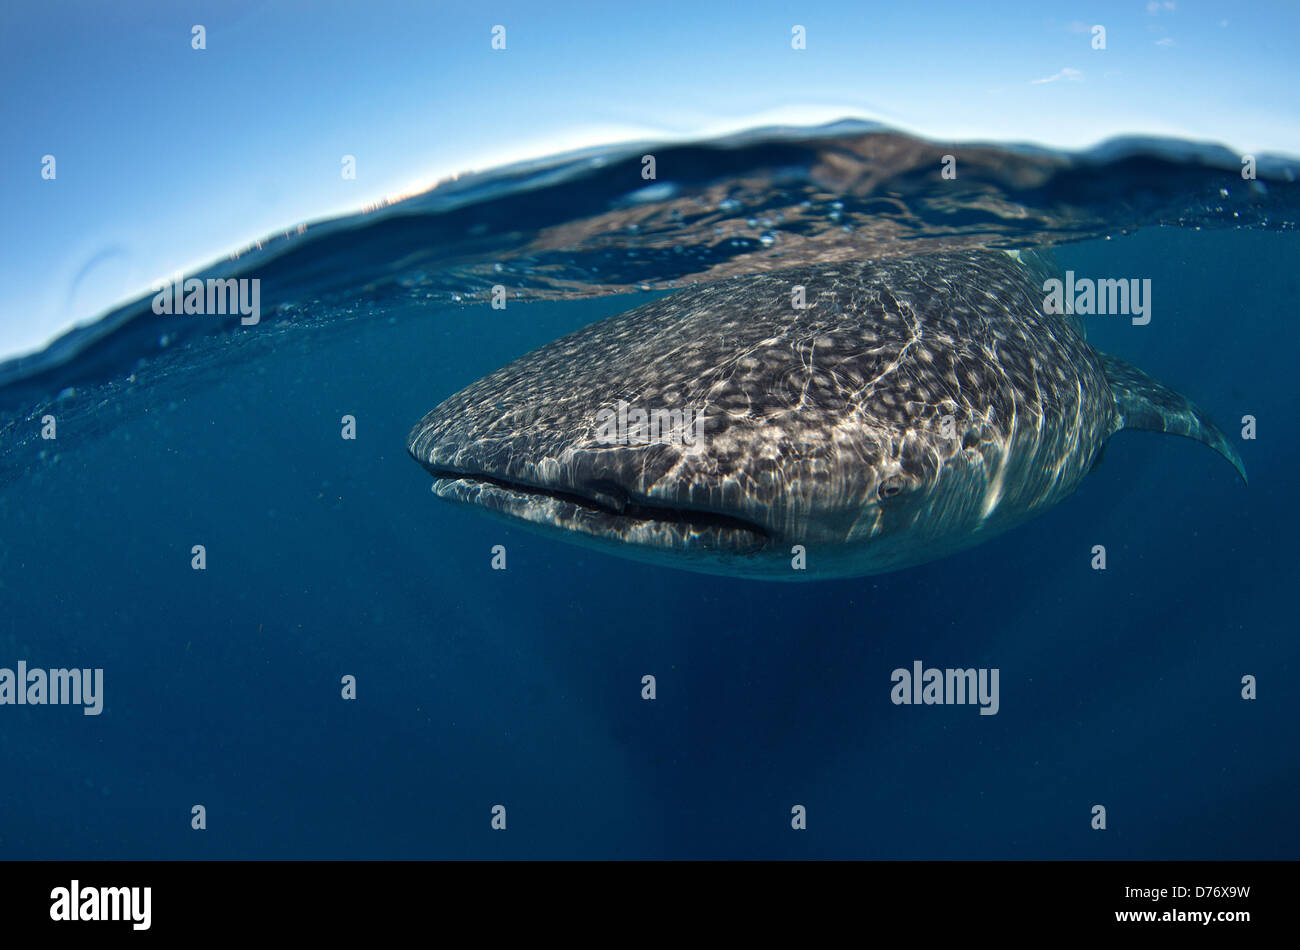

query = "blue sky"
[[3, 0, 1297, 359]]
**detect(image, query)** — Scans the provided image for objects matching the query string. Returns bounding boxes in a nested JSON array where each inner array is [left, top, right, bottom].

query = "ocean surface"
[[1, 122, 1296, 859]]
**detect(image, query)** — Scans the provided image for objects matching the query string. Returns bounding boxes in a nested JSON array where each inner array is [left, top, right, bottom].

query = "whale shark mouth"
[[425, 467, 771, 553]]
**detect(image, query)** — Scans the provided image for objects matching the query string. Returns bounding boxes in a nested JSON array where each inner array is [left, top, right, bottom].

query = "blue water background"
[[0, 222, 1295, 859]]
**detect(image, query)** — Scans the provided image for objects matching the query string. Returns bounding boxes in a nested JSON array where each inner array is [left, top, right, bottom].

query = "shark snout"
[[407, 395, 776, 558]]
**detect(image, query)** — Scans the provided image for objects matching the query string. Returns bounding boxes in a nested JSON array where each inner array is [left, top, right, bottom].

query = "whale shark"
[[407, 250, 1244, 579]]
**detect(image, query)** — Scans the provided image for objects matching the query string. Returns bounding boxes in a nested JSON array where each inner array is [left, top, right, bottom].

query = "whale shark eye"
[[878, 475, 906, 499]]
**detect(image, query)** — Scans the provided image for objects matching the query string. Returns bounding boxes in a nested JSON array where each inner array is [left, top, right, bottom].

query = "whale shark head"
[[407, 251, 1240, 578]]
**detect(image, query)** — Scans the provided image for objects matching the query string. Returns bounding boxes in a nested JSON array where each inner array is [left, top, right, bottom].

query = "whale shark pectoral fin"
[[1098, 352, 1247, 484]]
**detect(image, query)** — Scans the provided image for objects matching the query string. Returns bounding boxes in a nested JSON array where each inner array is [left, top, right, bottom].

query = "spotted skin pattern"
[[408, 250, 1243, 578]]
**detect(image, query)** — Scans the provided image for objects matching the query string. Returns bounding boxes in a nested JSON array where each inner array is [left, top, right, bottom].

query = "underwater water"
[[0, 123, 1297, 859]]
